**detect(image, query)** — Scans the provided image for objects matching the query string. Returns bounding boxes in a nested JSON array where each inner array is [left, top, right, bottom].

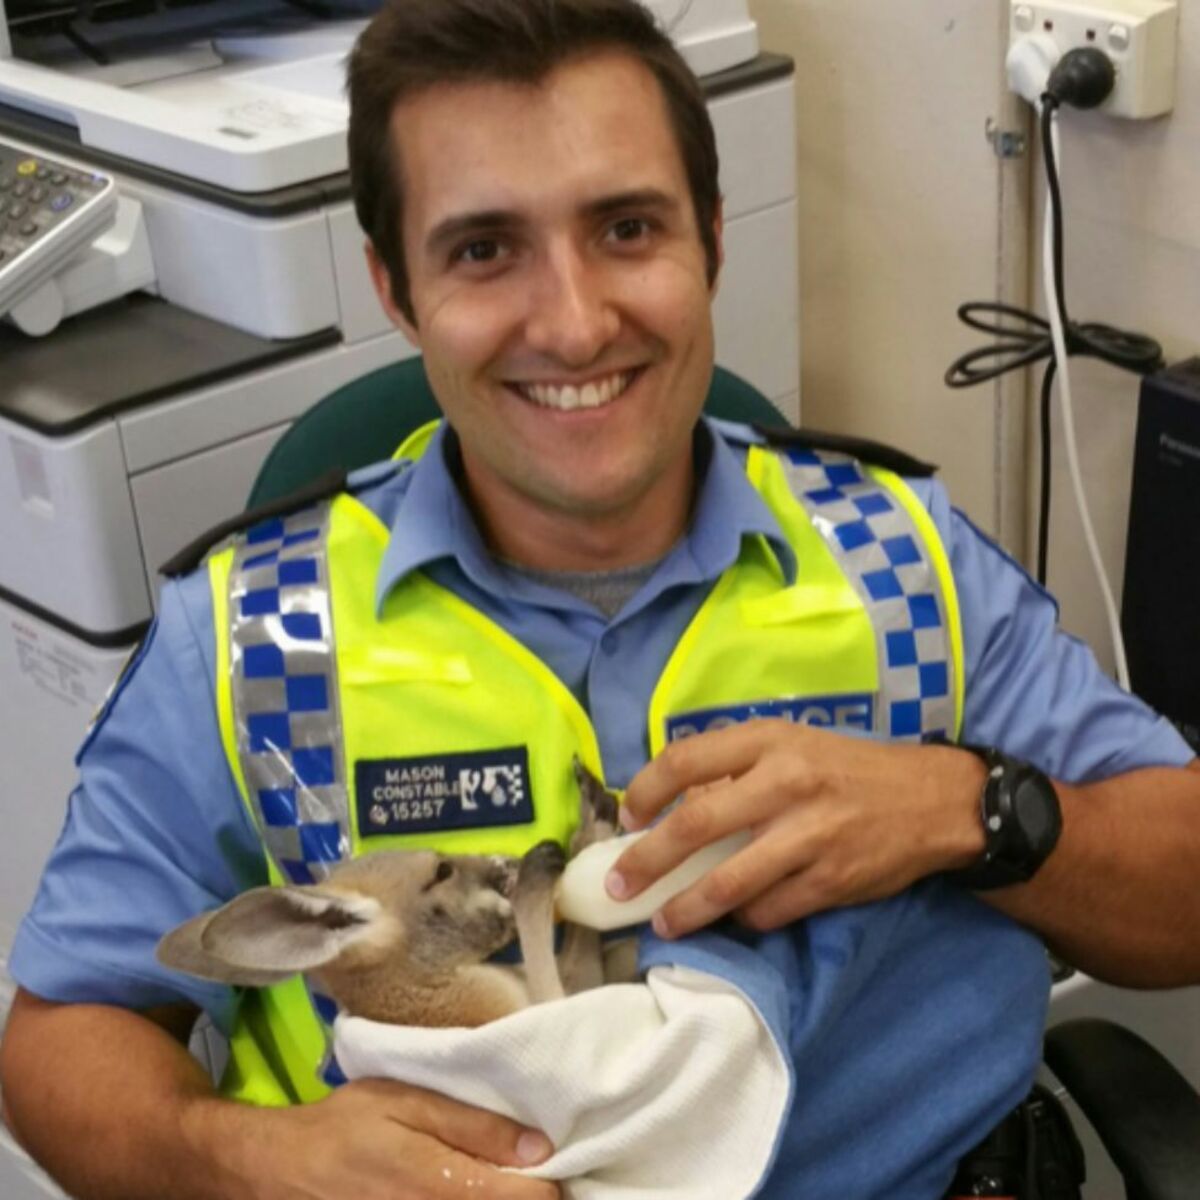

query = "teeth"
[[517, 371, 634, 411]]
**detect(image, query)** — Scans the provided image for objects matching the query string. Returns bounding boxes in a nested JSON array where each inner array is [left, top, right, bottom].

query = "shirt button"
[[600, 630, 620, 655]]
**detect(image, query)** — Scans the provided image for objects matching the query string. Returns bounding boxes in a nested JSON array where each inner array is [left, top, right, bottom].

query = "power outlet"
[[1009, 0, 1178, 118]]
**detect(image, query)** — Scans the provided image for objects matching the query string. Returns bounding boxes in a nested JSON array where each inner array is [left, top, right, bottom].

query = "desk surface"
[[0, 294, 337, 436]]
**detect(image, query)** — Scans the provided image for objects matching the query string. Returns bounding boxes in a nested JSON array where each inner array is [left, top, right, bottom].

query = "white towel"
[[334, 964, 791, 1200]]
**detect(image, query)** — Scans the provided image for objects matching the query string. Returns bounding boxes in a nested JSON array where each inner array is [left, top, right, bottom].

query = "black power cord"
[[945, 50, 1163, 585]]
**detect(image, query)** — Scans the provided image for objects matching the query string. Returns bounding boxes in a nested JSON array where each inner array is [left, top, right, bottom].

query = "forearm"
[[1, 989, 562, 1200], [982, 762, 1200, 988], [616, 724, 1200, 988], [0, 990, 262, 1200]]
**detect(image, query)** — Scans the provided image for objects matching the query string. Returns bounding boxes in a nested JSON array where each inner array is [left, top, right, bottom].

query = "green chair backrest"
[[247, 356, 791, 509]]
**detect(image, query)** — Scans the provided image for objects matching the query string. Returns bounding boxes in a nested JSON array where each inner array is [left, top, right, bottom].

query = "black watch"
[[949, 746, 1062, 891]]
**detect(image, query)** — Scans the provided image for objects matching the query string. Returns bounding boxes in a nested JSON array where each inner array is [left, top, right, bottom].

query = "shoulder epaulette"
[[754, 424, 937, 478], [159, 467, 348, 579]]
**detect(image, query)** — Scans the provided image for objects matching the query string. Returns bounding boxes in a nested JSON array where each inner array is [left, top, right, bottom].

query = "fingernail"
[[516, 1131, 553, 1165], [652, 911, 671, 938], [618, 806, 638, 831], [605, 870, 629, 900]]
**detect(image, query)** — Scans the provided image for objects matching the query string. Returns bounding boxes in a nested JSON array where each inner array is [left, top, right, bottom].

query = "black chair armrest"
[[1044, 1017, 1200, 1200]]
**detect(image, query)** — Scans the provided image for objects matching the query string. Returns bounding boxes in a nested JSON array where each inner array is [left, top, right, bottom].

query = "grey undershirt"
[[500, 557, 665, 619]]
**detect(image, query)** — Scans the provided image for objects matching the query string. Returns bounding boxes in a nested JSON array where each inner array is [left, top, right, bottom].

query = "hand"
[[606, 720, 986, 937], [189, 1077, 562, 1200]]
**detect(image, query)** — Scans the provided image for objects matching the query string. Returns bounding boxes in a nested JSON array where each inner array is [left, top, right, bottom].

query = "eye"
[[608, 217, 653, 243], [454, 238, 504, 265], [421, 860, 455, 892]]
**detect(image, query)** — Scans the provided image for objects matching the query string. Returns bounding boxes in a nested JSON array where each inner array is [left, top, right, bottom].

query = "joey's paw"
[[519, 840, 567, 888]]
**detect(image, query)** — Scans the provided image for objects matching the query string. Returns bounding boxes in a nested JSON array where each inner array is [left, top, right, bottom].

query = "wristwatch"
[[950, 745, 1062, 890]]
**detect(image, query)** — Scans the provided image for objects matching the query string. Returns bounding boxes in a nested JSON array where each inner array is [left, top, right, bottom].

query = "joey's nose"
[[488, 857, 520, 898]]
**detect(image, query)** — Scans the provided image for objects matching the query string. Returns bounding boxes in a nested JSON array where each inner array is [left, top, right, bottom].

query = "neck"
[[451, 427, 705, 571], [478, 487, 692, 573], [455, 445, 697, 574]]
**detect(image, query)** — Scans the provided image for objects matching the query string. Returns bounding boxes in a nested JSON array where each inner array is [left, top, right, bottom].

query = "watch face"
[[1013, 769, 1062, 857]]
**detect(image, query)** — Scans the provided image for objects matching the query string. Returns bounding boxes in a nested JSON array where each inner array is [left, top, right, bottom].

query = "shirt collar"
[[374, 417, 796, 615], [684, 418, 797, 584], [374, 423, 497, 613]]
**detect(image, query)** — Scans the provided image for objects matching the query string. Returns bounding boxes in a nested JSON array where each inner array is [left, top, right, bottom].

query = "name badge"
[[666, 694, 875, 742], [355, 747, 534, 837]]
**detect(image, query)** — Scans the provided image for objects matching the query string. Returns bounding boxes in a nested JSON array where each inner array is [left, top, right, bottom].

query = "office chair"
[[247, 357, 1200, 1200]]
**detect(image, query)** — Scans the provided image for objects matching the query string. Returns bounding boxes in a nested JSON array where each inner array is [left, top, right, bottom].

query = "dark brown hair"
[[347, 0, 721, 324]]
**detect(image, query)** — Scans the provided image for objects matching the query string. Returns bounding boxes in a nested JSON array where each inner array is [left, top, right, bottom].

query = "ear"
[[364, 239, 422, 347], [156, 886, 383, 987], [708, 198, 725, 298]]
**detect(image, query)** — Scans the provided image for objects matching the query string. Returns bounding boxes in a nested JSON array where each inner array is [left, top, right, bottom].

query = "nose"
[[524, 242, 620, 367], [486, 857, 520, 898]]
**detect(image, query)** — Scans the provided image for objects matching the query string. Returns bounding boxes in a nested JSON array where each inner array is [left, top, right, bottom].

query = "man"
[[2, 1, 1198, 1197]]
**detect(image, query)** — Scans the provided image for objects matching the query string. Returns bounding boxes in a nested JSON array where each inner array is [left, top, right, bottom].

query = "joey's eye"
[[422, 860, 455, 892]]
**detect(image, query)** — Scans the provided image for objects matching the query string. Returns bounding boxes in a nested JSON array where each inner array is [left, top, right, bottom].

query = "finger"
[[650, 818, 817, 938], [389, 1127, 562, 1200], [734, 870, 830, 933], [621, 720, 790, 831], [609, 757, 794, 901], [362, 1079, 556, 1169]]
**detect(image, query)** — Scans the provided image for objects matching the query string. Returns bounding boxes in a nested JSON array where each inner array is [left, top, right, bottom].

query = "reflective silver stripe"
[[227, 502, 351, 884], [775, 447, 956, 741]]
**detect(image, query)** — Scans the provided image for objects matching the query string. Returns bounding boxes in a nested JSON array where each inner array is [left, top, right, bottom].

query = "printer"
[[0, 0, 797, 870], [0, 12, 798, 1188]]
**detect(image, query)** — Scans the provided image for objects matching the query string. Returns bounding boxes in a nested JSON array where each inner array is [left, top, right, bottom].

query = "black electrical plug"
[[1045, 47, 1116, 109]]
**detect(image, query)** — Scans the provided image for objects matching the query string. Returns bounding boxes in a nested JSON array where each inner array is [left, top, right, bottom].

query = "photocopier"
[[0, 5, 799, 1192], [0, 0, 796, 906]]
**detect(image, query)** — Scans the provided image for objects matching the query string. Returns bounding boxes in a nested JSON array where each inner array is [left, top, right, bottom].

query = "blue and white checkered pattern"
[[229, 505, 351, 887], [778, 446, 956, 741], [228, 502, 354, 1087]]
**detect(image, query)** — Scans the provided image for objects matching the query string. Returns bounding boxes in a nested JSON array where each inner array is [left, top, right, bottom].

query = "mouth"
[[508, 368, 642, 413]]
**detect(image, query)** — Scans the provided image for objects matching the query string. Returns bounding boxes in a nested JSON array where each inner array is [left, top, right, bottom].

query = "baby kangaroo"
[[156, 761, 626, 1027]]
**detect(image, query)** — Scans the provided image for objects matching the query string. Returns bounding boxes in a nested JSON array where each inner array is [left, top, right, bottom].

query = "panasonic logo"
[[1160, 433, 1200, 462]]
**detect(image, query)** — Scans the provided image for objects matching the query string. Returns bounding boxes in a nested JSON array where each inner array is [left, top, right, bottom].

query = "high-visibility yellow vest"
[[207, 423, 963, 1106]]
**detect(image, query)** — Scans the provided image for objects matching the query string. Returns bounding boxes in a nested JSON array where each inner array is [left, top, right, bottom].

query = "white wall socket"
[[1009, 0, 1178, 118]]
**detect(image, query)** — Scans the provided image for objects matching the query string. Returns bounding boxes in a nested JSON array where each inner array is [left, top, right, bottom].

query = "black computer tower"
[[1122, 358, 1200, 751]]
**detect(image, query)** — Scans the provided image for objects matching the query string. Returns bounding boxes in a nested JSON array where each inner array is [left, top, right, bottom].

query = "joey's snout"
[[487, 856, 521, 898]]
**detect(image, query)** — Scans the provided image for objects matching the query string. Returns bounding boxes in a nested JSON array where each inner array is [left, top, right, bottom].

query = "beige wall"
[[1036, 11, 1200, 670], [748, 0, 1196, 672], [749, 0, 1028, 546]]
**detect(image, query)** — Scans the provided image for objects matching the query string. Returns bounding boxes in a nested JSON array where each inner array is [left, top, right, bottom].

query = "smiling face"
[[367, 50, 723, 569]]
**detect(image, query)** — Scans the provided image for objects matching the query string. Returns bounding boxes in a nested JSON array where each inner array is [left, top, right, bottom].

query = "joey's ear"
[[156, 902, 296, 987], [573, 757, 619, 832], [156, 886, 383, 987]]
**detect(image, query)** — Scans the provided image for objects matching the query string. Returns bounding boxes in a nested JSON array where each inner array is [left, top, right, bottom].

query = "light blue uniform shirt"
[[10, 419, 1192, 1027]]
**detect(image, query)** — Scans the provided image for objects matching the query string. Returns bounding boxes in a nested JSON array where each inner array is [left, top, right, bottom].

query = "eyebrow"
[[585, 188, 681, 220], [425, 210, 519, 259], [423, 188, 682, 258]]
